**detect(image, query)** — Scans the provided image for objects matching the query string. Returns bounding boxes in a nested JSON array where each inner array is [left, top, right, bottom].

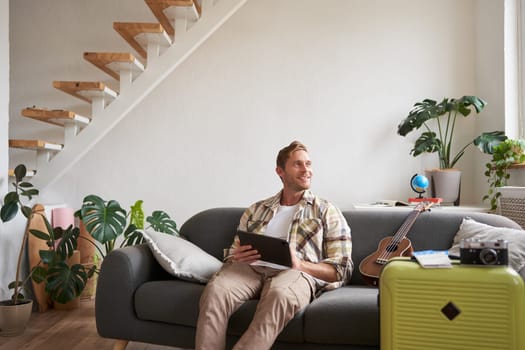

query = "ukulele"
[[358, 202, 433, 286]]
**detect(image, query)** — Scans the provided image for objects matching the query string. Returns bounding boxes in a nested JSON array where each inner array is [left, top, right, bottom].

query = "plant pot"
[[0, 299, 33, 337], [425, 168, 462, 205]]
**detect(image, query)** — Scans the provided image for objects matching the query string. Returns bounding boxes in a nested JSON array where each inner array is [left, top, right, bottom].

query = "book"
[[413, 250, 452, 268]]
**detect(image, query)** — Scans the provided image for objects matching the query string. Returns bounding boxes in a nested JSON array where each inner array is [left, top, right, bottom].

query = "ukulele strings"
[[376, 208, 422, 263]]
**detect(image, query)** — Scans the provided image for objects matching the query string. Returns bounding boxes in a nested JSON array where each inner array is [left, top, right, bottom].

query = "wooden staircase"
[[8, 0, 248, 186]]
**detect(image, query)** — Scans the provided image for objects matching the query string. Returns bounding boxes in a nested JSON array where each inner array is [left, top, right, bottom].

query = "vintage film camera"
[[459, 239, 509, 266]]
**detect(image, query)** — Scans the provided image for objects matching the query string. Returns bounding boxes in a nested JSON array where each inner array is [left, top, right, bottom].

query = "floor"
[[0, 299, 190, 350]]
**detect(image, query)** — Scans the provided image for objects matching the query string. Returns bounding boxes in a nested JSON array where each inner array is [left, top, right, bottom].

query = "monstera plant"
[[76, 195, 179, 259], [1, 165, 92, 336], [397, 96, 506, 169], [397, 96, 507, 204]]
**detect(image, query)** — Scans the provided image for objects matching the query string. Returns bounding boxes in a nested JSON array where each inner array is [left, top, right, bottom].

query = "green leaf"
[[31, 266, 48, 283], [14, 164, 27, 182], [21, 205, 33, 219], [39, 250, 55, 265], [130, 200, 145, 230], [397, 99, 440, 136], [8, 280, 23, 290], [146, 211, 179, 235], [121, 224, 143, 247], [473, 131, 507, 154], [3, 191, 19, 204], [80, 195, 127, 244], [411, 132, 441, 157], [55, 226, 80, 259], [45, 262, 87, 304], [1, 201, 19, 222], [20, 188, 39, 200], [18, 182, 34, 188], [30, 229, 51, 241]]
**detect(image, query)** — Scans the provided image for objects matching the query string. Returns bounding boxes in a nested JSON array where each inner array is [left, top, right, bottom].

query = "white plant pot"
[[0, 299, 33, 337], [425, 169, 462, 205]]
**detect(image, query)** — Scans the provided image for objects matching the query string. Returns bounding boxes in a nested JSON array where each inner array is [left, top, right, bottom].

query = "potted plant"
[[76, 194, 178, 259], [483, 138, 525, 211], [397, 96, 507, 204], [0, 165, 92, 336]]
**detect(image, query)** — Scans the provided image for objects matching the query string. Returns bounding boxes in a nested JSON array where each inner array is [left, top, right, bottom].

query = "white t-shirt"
[[264, 204, 298, 240], [250, 204, 299, 269]]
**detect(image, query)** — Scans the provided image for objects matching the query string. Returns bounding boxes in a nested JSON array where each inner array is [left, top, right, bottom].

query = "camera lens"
[[480, 248, 498, 265]]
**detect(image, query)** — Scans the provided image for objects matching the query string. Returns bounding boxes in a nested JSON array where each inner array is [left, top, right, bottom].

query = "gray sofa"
[[95, 207, 521, 350]]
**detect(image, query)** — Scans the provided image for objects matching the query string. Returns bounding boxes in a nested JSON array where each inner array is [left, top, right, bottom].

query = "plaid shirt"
[[233, 190, 353, 291]]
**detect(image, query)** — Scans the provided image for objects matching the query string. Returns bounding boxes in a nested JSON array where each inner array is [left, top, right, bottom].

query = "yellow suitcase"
[[380, 259, 525, 350]]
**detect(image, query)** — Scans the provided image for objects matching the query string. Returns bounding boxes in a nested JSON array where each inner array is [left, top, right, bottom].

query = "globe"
[[410, 174, 429, 195]]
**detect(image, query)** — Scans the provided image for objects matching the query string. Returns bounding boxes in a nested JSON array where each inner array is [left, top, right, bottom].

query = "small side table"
[[379, 259, 525, 350]]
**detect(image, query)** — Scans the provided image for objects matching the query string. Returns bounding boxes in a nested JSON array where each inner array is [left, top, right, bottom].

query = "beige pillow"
[[449, 218, 525, 272], [141, 229, 223, 283]]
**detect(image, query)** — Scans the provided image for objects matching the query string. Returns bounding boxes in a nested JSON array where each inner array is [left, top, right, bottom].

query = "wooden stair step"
[[53, 81, 118, 103], [8, 169, 36, 177], [21, 107, 91, 127], [83, 52, 145, 81], [145, 0, 201, 37], [9, 139, 64, 151], [113, 22, 172, 59]]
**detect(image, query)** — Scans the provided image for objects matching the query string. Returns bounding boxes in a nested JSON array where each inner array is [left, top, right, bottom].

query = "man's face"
[[277, 150, 312, 192]]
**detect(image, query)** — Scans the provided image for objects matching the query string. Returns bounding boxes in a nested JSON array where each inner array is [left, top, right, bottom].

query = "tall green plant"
[[483, 139, 525, 211], [397, 96, 506, 169], [1, 165, 91, 305], [76, 195, 178, 258], [1, 165, 40, 304]]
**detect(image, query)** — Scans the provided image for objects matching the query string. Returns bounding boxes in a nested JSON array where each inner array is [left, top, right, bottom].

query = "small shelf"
[[508, 162, 525, 169]]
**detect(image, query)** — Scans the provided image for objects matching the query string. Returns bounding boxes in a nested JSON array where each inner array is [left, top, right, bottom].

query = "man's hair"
[[276, 141, 308, 169]]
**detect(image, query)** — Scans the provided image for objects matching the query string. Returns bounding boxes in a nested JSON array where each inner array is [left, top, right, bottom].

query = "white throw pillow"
[[141, 229, 223, 283], [449, 218, 525, 272]]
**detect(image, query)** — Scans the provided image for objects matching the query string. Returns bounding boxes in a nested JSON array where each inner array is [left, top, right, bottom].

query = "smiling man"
[[195, 141, 353, 350]]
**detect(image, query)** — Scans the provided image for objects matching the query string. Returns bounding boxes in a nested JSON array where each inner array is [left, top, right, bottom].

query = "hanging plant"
[[483, 138, 525, 211]]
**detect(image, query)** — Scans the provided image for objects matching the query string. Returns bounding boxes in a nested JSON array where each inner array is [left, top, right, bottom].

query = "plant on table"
[[397, 96, 506, 168], [483, 138, 525, 211]]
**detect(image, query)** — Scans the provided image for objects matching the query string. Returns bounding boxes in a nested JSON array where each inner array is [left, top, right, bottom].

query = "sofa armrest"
[[95, 244, 168, 339]]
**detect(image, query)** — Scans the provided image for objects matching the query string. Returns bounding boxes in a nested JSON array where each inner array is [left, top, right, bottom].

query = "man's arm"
[[291, 252, 338, 282], [319, 204, 353, 283]]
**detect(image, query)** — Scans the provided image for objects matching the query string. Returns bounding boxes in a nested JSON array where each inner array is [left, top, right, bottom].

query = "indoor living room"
[[1, 0, 524, 349]]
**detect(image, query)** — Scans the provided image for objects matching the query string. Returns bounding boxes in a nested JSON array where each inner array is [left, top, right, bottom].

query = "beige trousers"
[[195, 261, 314, 350]]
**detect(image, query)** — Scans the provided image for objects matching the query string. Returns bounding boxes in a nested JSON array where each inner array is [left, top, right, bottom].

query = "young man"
[[195, 141, 353, 350]]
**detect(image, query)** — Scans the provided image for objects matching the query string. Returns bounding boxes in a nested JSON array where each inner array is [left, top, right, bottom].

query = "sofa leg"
[[113, 339, 129, 350]]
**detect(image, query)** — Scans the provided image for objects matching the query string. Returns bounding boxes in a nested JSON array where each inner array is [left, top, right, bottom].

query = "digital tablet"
[[237, 230, 292, 267]]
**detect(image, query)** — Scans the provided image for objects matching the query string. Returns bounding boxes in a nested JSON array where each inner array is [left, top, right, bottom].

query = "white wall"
[[10, 0, 508, 213], [10, 0, 499, 223], [4, 0, 508, 300], [1, 0, 8, 195], [1, 0, 10, 300], [474, 0, 506, 203]]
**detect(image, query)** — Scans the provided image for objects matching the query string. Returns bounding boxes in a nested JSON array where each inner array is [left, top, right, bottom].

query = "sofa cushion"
[[141, 229, 223, 283], [135, 280, 205, 327], [449, 217, 525, 272], [304, 286, 379, 346], [135, 279, 304, 342]]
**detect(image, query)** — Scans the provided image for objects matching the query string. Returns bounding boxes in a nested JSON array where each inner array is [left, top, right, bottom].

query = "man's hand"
[[230, 245, 260, 264], [290, 247, 338, 283]]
